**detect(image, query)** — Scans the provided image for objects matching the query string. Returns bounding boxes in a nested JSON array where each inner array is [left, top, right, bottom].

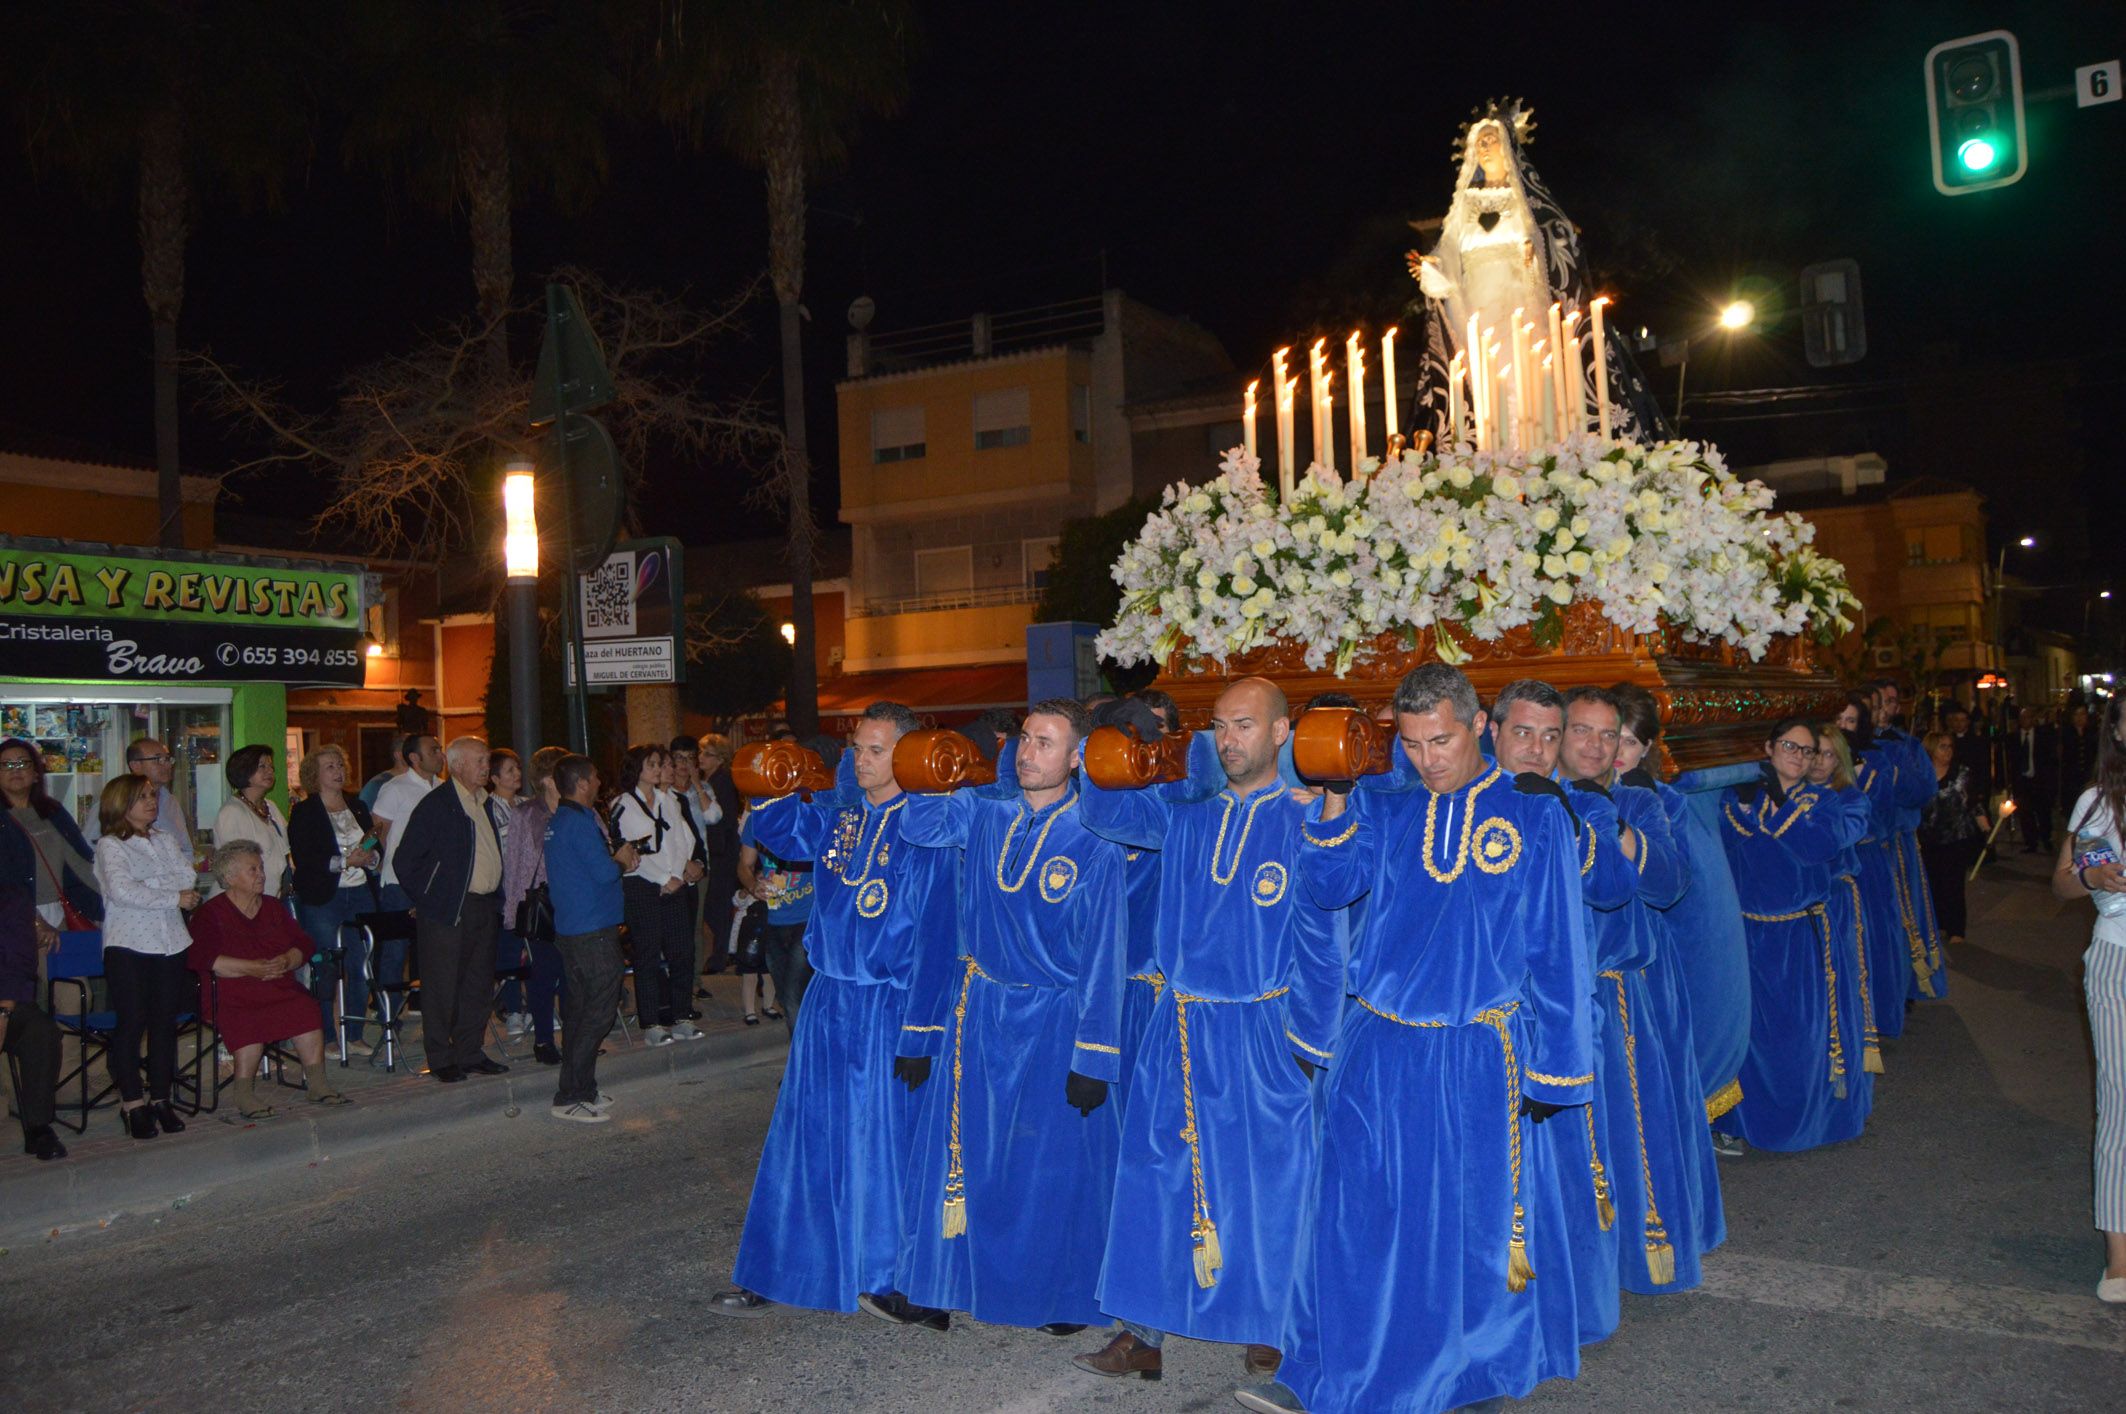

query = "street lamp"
[[1991, 533, 2036, 681], [503, 460, 542, 755], [1675, 298, 1760, 422], [1718, 300, 1755, 331]]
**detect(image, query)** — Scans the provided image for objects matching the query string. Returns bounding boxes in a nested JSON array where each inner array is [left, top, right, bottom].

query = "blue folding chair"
[[44, 930, 117, 1135]]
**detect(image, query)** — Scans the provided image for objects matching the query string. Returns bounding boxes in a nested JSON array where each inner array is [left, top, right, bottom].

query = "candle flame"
[[1247, 378, 1259, 396], [1592, 295, 1612, 310], [1384, 326, 1398, 341]]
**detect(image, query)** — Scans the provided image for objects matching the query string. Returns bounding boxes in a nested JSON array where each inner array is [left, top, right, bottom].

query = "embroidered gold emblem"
[[1038, 855, 1078, 904], [1472, 817, 1522, 875], [855, 878, 890, 918], [1251, 860, 1288, 907]]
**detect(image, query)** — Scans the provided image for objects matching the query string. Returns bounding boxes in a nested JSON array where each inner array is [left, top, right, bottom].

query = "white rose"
[[1546, 580, 1573, 605], [1570, 515, 1591, 537], [1543, 553, 1569, 577], [1231, 575, 1257, 596], [1532, 507, 1560, 532], [1566, 550, 1592, 576], [1492, 472, 1521, 500], [1196, 569, 1219, 590], [1330, 568, 1354, 589], [1449, 466, 1474, 489], [1552, 530, 1576, 553], [1252, 538, 1275, 558]]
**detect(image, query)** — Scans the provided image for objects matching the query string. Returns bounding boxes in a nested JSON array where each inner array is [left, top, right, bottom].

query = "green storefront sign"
[[0, 545, 359, 628]]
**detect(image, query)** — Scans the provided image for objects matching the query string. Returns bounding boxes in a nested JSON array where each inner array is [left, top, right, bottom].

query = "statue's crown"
[[1452, 98, 1536, 164]]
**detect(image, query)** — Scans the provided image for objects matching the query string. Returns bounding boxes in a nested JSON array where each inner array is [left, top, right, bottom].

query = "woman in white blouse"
[[611, 744, 703, 1046], [213, 745, 291, 899], [93, 775, 202, 1140]]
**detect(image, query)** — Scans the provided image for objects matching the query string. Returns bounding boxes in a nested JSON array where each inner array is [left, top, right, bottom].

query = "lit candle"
[[1346, 331, 1366, 467], [1380, 326, 1400, 442], [1521, 321, 1540, 447], [1272, 347, 1294, 496], [1466, 315, 1484, 446], [1308, 339, 1327, 468], [1539, 354, 1556, 444], [1547, 303, 1566, 442], [1565, 313, 1587, 436], [1485, 338, 1504, 451], [1510, 312, 1532, 451], [1447, 352, 1465, 446], [1591, 296, 1613, 441], [1244, 378, 1259, 461], [1497, 363, 1514, 454], [1531, 339, 1549, 441], [1319, 368, 1335, 472]]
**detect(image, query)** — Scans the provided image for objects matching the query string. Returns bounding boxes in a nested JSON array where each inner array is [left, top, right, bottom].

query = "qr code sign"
[[580, 551, 637, 638]]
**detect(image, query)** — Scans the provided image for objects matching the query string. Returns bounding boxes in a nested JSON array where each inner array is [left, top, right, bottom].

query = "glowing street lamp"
[[1718, 300, 1755, 331], [502, 459, 542, 753], [780, 621, 797, 647]]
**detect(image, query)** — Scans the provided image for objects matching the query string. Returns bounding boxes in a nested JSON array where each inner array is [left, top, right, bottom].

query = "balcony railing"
[[855, 583, 1043, 618]]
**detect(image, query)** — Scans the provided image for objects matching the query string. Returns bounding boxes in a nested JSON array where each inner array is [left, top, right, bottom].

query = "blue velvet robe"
[[1591, 783, 1721, 1298], [1079, 761, 1344, 1347], [1545, 782, 1638, 1350], [1281, 763, 1596, 1413], [731, 770, 958, 1310], [1881, 727, 1949, 1001], [1668, 771, 1756, 1119], [1714, 782, 1873, 1152], [892, 785, 1128, 1328], [1118, 845, 1164, 1102], [1822, 782, 1884, 1086], [1638, 779, 1727, 1263], [1853, 748, 1919, 1040]]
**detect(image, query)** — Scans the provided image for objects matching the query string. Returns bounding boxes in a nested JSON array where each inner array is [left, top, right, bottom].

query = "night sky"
[[3, 1, 2121, 575]]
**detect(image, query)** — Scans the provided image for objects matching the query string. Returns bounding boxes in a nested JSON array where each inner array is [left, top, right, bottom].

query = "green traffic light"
[[1957, 135, 1999, 172]]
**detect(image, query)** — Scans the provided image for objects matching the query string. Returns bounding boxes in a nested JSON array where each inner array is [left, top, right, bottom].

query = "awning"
[[813, 663, 1027, 718]]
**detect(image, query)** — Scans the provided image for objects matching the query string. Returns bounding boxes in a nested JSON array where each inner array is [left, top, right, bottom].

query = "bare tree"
[[192, 269, 780, 563]]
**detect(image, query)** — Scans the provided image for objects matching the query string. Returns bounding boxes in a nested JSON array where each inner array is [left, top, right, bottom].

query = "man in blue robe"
[[1871, 679, 1948, 1000], [711, 701, 959, 1326], [1073, 677, 1343, 1385], [888, 699, 1129, 1331], [1559, 686, 1721, 1296], [1244, 665, 1595, 1414], [1492, 679, 1638, 1352]]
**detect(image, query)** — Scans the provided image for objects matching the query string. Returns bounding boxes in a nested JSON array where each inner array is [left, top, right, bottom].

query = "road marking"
[[1701, 1253, 2126, 1354]]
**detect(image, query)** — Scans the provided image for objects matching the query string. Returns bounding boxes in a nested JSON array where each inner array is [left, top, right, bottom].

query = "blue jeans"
[[297, 888, 371, 1047]]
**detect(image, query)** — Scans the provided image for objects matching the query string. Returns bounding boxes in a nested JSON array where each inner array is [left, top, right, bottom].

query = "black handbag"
[[515, 881, 555, 944]]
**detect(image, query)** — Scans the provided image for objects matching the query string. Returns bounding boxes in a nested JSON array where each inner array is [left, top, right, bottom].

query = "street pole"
[[502, 463, 543, 756]]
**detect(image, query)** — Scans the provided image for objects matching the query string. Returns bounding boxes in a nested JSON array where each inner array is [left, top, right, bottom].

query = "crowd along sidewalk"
[[0, 972, 790, 1243]]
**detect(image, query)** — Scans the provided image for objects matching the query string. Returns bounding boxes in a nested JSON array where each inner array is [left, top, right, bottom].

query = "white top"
[[328, 807, 367, 888], [374, 770, 439, 886], [2067, 787, 2126, 948], [94, 830, 197, 957], [612, 786, 698, 888], [213, 796, 290, 895]]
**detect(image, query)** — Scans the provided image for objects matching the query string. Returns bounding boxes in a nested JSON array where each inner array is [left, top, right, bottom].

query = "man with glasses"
[[87, 739, 194, 854]]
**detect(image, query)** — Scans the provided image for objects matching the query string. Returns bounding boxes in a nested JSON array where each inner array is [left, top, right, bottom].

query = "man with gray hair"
[[391, 737, 509, 1083]]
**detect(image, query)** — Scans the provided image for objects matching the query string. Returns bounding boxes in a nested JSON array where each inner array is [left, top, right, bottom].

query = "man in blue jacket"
[[544, 754, 638, 1123]]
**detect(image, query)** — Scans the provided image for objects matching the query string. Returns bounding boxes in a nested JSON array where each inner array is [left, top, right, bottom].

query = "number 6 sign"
[[2078, 61, 2121, 108]]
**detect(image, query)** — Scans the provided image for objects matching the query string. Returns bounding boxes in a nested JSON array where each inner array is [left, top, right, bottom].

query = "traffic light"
[[1924, 30, 2027, 195]]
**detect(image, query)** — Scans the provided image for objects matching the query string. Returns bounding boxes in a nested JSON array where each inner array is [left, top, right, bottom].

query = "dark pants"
[[416, 895, 499, 1070], [526, 935, 564, 1046], [298, 889, 371, 1046], [1921, 837, 1976, 940], [763, 921, 812, 1031], [104, 947, 190, 1103], [372, 883, 415, 1012], [554, 927, 623, 1107], [623, 878, 692, 1028], [3, 998, 61, 1133], [2013, 776, 2053, 850]]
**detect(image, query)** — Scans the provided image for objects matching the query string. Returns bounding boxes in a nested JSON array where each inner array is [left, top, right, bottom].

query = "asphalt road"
[[3, 852, 2122, 1412]]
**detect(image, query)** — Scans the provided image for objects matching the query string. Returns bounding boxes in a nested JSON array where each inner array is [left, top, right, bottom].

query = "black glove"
[[1569, 777, 1611, 800], [893, 1055, 932, 1091], [1620, 766, 1656, 790], [1757, 761, 1788, 809], [1519, 1096, 1565, 1125], [1514, 771, 1580, 831], [1294, 1053, 1319, 1081], [1322, 779, 1353, 798], [1065, 1069, 1109, 1116], [1092, 697, 1164, 741]]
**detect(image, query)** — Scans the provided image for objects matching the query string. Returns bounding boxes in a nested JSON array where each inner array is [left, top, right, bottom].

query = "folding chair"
[[44, 929, 117, 1135], [349, 909, 417, 1072], [169, 966, 220, 1115]]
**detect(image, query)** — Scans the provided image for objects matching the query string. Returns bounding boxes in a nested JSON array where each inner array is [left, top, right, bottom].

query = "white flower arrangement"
[[1098, 437, 1861, 675]]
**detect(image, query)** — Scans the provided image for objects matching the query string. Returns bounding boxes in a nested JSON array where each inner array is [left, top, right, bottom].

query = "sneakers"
[[1232, 1381, 1307, 1413], [643, 1025, 675, 1047], [1711, 1129, 1748, 1159], [505, 1012, 530, 1037], [710, 1287, 774, 1317], [589, 1091, 616, 1112], [551, 1102, 610, 1124], [2100, 1274, 2126, 1304], [670, 1020, 705, 1041]]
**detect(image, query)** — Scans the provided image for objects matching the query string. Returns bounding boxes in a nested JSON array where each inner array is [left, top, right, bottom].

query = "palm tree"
[[338, 0, 617, 385], [647, 0, 913, 736], [8, 1, 314, 548]]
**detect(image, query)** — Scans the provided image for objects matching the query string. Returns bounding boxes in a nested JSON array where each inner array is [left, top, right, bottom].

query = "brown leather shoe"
[[1243, 1344, 1282, 1378], [1072, 1329, 1162, 1381]]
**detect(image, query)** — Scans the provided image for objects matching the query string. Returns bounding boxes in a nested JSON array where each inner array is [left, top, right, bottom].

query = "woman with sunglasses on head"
[[1713, 717, 1872, 1154], [0, 737, 103, 932]]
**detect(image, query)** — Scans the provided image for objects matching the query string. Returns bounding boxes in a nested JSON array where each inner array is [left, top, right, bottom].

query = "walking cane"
[[1967, 799, 2017, 882]]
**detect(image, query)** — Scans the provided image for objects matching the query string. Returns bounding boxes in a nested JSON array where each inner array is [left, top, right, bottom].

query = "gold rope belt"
[[939, 956, 1037, 1240], [1809, 905, 1848, 1098], [1843, 875, 1884, 1074], [1884, 838, 1940, 997], [1129, 971, 1166, 994], [1170, 983, 1290, 1288], [1354, 995, 1535, 1292], [1601, 970, 1673, 1285]]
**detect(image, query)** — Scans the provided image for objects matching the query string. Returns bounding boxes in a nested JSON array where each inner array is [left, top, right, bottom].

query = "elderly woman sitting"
[[187, 840, 347, 1118]]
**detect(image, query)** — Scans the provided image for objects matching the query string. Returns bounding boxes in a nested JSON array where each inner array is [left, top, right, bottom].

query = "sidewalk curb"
[[1, 1022, 789, 1243]]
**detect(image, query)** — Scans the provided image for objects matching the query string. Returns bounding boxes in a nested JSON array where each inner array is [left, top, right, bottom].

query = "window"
[[871, 405, 926, 464], [1071, 385, 1091, 445], [914, 546, 973, 599], [1906, 524, 1964, 565], [1023, 537, 1059, 591], [973, 387, 1031, 450]]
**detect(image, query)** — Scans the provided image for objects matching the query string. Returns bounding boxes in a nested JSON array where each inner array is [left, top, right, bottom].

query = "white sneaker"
[[551, 1102, 610, 1124], [643, 1026, 674, 1047], [670, 1020, 704, 1041], [2100, 1274, 2126, 1304], [588, 1091, 617, 1112]]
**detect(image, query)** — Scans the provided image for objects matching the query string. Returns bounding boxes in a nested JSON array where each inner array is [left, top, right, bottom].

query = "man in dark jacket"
[[544, 754, 638, 1122], [0, 819, 66, 1159], [2008, 707, 2057, 853], [392, 737, 508, 1083], [697, 734, 742, 976]]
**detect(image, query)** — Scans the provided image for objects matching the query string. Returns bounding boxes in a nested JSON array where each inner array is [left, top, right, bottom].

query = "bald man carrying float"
[[1072, 677, 1343, 1385]]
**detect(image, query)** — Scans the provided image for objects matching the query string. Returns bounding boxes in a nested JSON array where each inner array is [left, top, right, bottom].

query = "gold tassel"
[[1644, 1236, 1676, 1286], [1833, 1075, 1848, 1100], [1912, 960, 1938, 997], [1592, 1170, 1615, 1232], [941, 1191, 966, 1239], [1864, 1043, 1884, 1074], [1192, 1220, 1224, 1289], [1506, 1204, 1535, 1293]]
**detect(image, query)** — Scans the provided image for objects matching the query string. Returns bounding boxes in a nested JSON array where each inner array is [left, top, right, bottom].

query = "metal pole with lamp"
[[502, 461, 543, 755]]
